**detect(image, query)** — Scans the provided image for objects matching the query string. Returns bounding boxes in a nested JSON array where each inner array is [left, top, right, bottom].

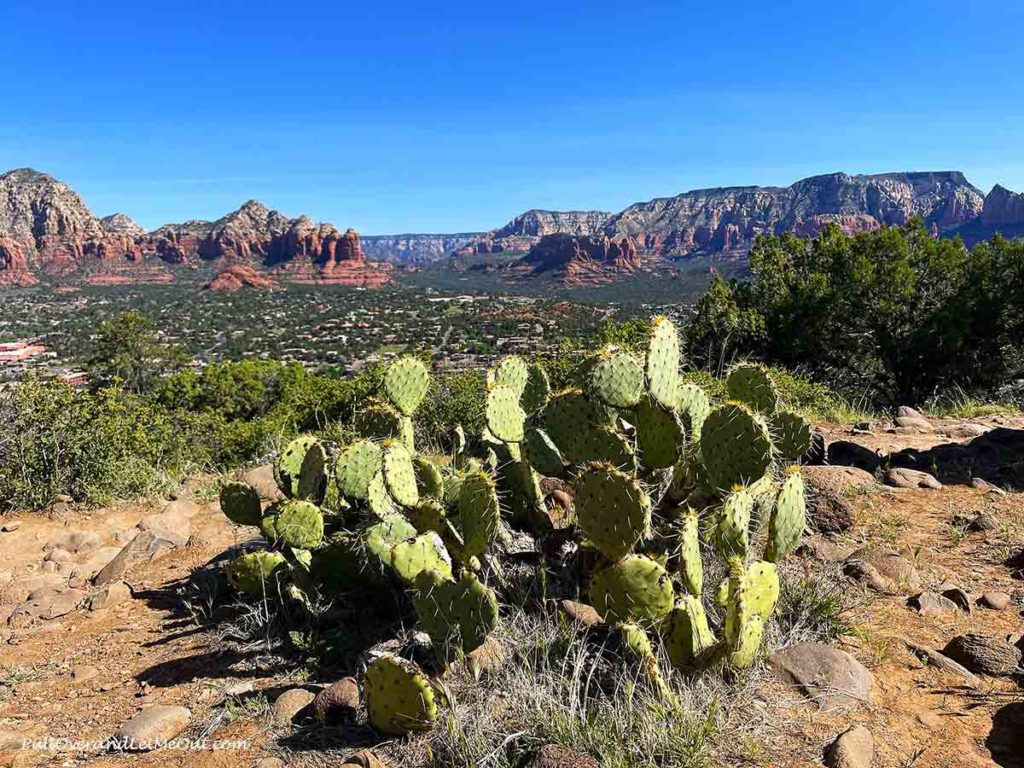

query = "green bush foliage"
[[686, 221, 1024, 404]]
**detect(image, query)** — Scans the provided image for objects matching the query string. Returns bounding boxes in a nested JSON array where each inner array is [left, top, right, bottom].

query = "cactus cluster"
[[216, 318, 814, 735]]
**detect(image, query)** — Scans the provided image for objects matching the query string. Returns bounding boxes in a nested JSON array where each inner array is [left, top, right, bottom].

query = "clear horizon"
[[2, 0, 1022, 234]]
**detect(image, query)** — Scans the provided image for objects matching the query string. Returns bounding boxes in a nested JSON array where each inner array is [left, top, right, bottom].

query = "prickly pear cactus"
[[384, 357, 430, 416], [588, 347, 644, 408], [335, 440, 384, 500], [700, 403, 773, 490], [356, 401, 412, 449], [765, 469, 806, 562], [664, 595, 717, 668], [390, 532, 453, 585], [678, 507, 702, 596], [297, 441, 328, 503], [274, 435, 319, 498], [521, 363, 551, 415], [676, 383, 711, 442], [227, 551, 287, 595], [382, 440, 419, 507], [486, 384, 526, 443], [260, 499, 324, 550], [591, 555, 674, 626], [364, 655, 439, 735], [412, 456, 445, 500], [644, 316, 680, 410], [635, 397, 683, 469], [575, 463, 651, 560], [220, 482, 262, 526], [715, 487, 753, 559], [456, 470, 501, 559], [522, 427, 565, 477], [543, 390, 612, 464], [493, 356, 529, 399], [726, 364, 779, 414], [723, 558, 779, 669], [771, 410, 813, 461], [414, 570, 499, 661]]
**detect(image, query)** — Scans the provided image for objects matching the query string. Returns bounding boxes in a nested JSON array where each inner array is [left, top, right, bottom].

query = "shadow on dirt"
[[887, 427, 1024, 489], [987, 701, 1024, 767]]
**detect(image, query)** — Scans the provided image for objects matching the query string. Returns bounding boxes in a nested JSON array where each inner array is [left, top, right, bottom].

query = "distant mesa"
[[0, 168, 391, 289], [2, 167, 1024, 289]]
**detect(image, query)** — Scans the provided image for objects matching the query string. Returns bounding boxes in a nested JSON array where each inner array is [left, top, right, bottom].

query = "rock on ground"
[[942, 634, 1023, 677], [93, 531, 177, 586], [559, 600, 604, 628], [908, 592, 960, 617], [826, 441, 881, 472], [845, 548, 921, 592], [824, 725, 874, 768], [806, 487, 856, 534], [884, 467, 942, 490], [770, 643, 873, 711], [341, 749, 389, 768], [272, 688, 315, 724], [312, 678, 360, 725], [802, 466, 877, 497], [112, 705, 191, 751], [85, 581, 131, 611], [980, 592, 1011, 610]]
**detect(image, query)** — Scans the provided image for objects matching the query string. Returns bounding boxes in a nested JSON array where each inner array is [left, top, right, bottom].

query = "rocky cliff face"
[[520, 233, 642, 285], [361, 233, 482, 264], [0, 170, 391, 288], [981, 185, 1024, 227], [601, 172, 986, 260]]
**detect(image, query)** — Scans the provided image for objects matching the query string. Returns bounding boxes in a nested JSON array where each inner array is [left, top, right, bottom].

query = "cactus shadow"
[[987, 701, 1024, 767]]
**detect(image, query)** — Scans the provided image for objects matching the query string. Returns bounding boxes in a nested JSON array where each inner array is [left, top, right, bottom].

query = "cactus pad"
[[678, 507, 703, 596], [543, 390, 611, 464], [274, 435, 318, 498], [413, 456, 445, 500], [362, 512, 418, 565], [700, 403, 773, 490], [364, 655, 439, 735], [382, 441, 419, 507], [486, 383, 526, 443], [493, 356, 529, 399], [335, 440, 384, 500], [664, 596, 717, 668], [414, 571, 499, 661], [219, 482, 262, 526], [521, 363, 551, 415], [522, 427, 565, 477], [588, 347, 644, 408], [645, 316, 681, 409], [457, 470, 501, 558], [227, 551, 287, 595], [384, 357, 430, 416], [590, 555, 674, 626], [390, 532, 453, 585], [584, 425, 637, 470], [726, 364, 779, 414], [771, 410, 813, 460], [765, 469, 806, 562], [297, 441, 328, 504], [575, 463, 651, 560], [675, 383, 711, 442], [260, 500, 324, 550], [635, 397, 683, 469], [724, 557, 779, 667], [715, 487, 753, 559]]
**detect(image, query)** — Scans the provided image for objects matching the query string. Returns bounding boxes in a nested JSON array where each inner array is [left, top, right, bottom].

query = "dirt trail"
[[0, 418, 1021, 768]]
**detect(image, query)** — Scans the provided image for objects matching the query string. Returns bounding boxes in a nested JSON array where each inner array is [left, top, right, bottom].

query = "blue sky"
[[1, 0, 1022, 233]]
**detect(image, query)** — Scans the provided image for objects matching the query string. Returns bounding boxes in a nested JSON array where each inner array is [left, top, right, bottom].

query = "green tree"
[[88, 310, 189, 392]]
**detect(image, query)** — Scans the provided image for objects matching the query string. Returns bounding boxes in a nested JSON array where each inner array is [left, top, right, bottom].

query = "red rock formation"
[[0, 236, 36, 287], [522, 234, 644, 284], [205, 263, 276, 292]]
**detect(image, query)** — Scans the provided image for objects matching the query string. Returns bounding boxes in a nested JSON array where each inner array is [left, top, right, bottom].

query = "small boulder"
[[93, 531, 177, 586], [242, 465, 284, 501], [806, 487, 855, 534], [311, 678, 360, 725], [940, 586, 972, 612], [770, 643, 873, 711], [43, 530, 101, 555], [467, 637, 507, 678], [967, 512, 998, 532], [884, 468, 942, 490], [85, 581, 131, 611], [272, 688, 315, 725], [896, 405, 924, 419], [341, 749, 389, 768], [970, 477, 1006, 495], [845, 548, 921, 592], [802, 465, 877, 497], [112, 705, 191, 751], [980, 592, 1011, 611], [559, 600, 604, 628], [908, 592, 959, 617], [942, 634, 1022, 677], [72, 666, 100, 683], [824, 725, 874, 768], [894, 416, 934, 433], [843, 561, 895, 593]]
